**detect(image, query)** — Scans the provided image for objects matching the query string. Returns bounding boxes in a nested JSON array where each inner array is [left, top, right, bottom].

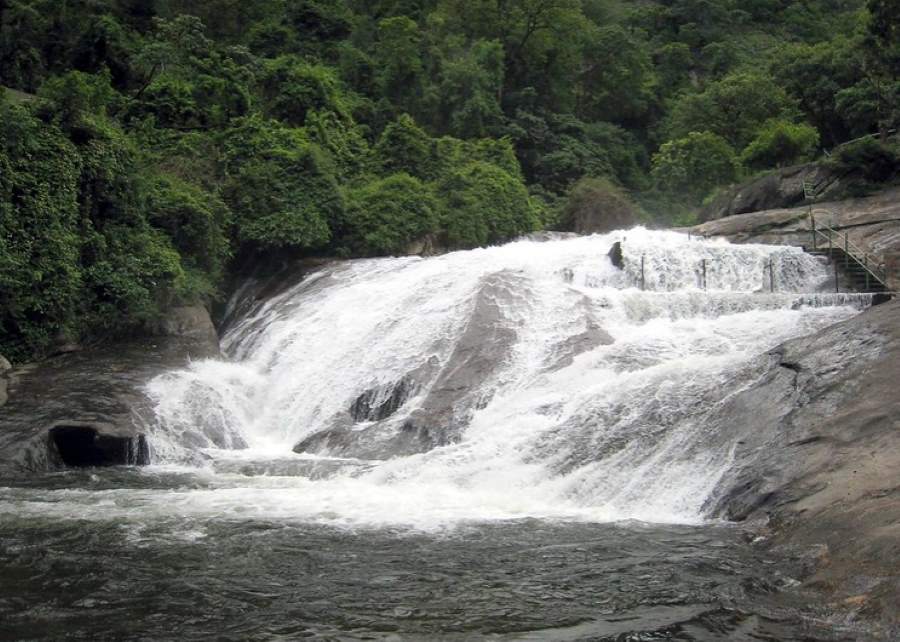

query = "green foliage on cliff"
[[345, 174, 438, 255], [1, 0, 897, 359], [741, 120, 821, 170], [651, 132, 741, 202], [438, 161, 540, 248]]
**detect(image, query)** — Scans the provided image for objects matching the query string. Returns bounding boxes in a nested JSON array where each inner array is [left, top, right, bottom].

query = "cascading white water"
[[135, 229, 868, 529]]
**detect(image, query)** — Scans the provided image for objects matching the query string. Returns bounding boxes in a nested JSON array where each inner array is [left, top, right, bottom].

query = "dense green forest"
[[1, 0, 898, 360]]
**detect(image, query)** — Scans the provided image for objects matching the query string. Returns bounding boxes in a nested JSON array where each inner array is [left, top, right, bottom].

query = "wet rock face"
[[0, 306, 220, 474], [294, 272, 523, 460], [608, 241, 624, 269], [146, 304, 220, 346], [349, 378, 415, 423], [705, 300, 900, 632], [696, 161, 881, 223], [0, 355, 10, 408]]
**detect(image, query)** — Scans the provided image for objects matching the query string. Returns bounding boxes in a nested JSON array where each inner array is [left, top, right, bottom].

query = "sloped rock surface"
[[705, 300, 900, 636], [294, 272, 523, 459], [0, 307, 220, 473]]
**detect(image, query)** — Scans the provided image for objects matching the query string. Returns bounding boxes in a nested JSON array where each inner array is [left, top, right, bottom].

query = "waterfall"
[[142, 229, 867, 529]]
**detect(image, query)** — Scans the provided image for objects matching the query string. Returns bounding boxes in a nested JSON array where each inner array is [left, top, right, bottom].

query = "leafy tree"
[[70, 14, 136, 87], [260, 56, 349, 126], [228, 155, 334, 250], [559, 177, 640, 234], [81, 224, 185, 329], [133, 14, 213, 90], [863, 0, 900, 138], [508, 111, 647, 194], [434, 39, 505, 138], [37, 69, 118, 131], [345, 174, 439, 254], [305, 109, 371, 180], [666, 72, 798, 150], [741, 119, 820, 169], [437, 161, 539, 247], [374, 113, 435, 179], [651, 131, 741, 202], [0, 101, 82, 356], [577, 26, 656, 126], [0, 1, 47, 91], [435, 0, 592, 113], [771, 38, 864, 146], [144, 174, 232, 287], [374, 15, 424, 113], [283, 0, 354, 55], [654, 42, 694, 97]]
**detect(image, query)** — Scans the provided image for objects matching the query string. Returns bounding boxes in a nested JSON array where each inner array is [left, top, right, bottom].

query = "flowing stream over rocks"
[[0, 230, 879, 640]]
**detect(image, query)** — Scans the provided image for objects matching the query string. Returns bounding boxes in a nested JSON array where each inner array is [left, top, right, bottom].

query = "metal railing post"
[[769, 258, 775, 292], [701, 259, 707, 290], [641, 255, 645, 291], [810, 212, 817, 250]]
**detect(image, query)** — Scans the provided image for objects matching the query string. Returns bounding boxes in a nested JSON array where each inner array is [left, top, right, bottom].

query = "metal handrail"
[[809, 209, 888, 287]]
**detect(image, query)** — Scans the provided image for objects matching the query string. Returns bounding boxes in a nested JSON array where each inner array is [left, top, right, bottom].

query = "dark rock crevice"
[[49, 424, 149, 467], [350, 378, 416, 423], [778, 360, 802, 374]]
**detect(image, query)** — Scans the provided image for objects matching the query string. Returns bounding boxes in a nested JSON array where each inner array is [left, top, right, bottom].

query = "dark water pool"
[[0, 470, 862, 641]]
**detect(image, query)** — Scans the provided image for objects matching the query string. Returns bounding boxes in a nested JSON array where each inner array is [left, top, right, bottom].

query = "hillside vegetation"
[[1, 0, 898, 360]]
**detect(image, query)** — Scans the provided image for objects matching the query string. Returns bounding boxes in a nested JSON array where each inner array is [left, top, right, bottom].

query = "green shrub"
[[651, 132, 741, 202], [260, 56, 349, 126], [81, 225, 185, 328], [144, 174, 232, 283], [222, 116, 343, 251], [437, 162, 540, 248], [0, 103, 83, 358], [345, 174, 438, 255], [830, 136, 899, 183], [560, 178, 640, 234], [374, 114, 434, 179], [226, 146, 338, 250], [742, 119, 820, 169]]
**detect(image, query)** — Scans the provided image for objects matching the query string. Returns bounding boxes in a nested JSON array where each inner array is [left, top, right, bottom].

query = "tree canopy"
[[1, 0, 898, 359]]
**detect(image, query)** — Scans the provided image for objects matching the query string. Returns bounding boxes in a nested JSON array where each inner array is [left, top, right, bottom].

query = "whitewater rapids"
[[36, 229, 870, 530]]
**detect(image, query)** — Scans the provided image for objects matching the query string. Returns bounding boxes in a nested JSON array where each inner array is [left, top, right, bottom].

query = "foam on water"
[[0, 229, 869, 530]]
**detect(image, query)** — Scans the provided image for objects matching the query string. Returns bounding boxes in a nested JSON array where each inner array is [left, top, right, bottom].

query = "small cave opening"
[[49, 425, 150, 467]]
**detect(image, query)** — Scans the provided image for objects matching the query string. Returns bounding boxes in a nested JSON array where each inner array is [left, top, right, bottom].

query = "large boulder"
[[699, 163, 841, 222], [703, 300, 900, 635], [146, 304, 220, 349], [0, 305, 220, 474]]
